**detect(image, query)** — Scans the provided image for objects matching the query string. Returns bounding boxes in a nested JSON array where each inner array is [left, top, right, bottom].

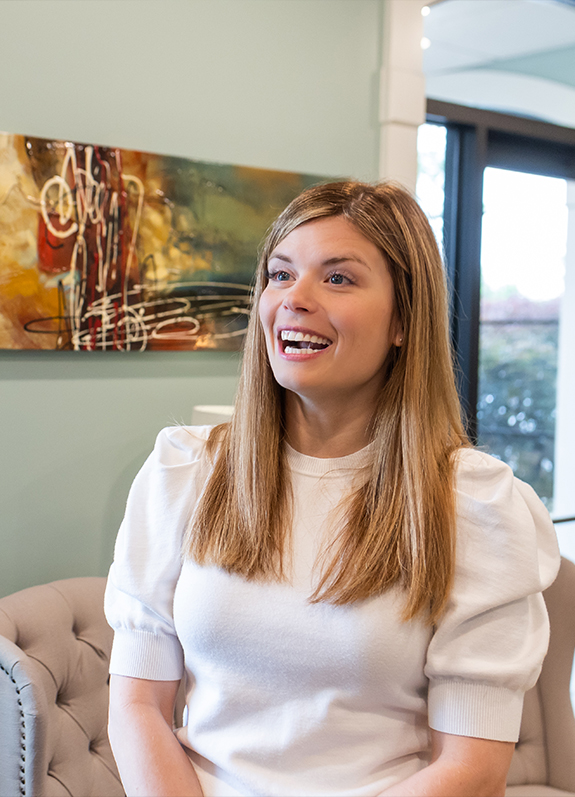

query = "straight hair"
[[183, 181, 468, 624]]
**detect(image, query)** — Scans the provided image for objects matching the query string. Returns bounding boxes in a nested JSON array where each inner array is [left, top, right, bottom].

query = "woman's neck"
[[284, 392, 375, 458]]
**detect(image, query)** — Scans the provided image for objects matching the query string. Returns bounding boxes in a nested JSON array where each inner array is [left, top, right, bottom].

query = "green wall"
[[0, 0, 383, 596], [0, 351, 240, 596]]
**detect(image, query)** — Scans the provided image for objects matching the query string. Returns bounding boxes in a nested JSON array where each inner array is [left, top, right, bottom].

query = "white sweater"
[[105, 426, 560, 797]]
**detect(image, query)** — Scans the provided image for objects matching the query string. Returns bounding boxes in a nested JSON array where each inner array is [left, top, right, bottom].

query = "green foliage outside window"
[[477, 322, 558, 507]]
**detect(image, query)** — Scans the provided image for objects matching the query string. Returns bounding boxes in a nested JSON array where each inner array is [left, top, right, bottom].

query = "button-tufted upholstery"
[[0, 577, 123, 797], [506, 556, 575, 797]]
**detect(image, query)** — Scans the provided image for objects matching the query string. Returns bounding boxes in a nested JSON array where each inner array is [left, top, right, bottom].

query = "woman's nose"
[[282, 278, 317, 314]]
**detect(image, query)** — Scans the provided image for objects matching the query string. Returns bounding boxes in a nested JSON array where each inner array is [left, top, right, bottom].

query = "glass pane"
[[477, 168, 569, 511], [478, 169, 575, 713], [416, 123, 447, 248]]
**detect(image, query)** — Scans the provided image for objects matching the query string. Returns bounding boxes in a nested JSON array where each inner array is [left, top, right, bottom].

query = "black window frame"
[[426, 99, 575, 442]]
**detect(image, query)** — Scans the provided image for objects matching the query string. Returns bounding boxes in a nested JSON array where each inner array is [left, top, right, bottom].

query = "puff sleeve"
[[104, 425, 212, 681], [425, 448, 560, 742]]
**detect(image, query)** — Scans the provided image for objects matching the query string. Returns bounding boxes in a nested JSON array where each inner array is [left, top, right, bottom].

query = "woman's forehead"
[[271, 216, 377, 253]]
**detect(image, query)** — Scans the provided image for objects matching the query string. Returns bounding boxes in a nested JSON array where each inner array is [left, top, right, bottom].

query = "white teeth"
[[280, 330, 331, 345], [284, 345, 324, 354]]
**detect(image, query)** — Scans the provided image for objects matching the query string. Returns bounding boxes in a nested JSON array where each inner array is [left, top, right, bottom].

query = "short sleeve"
[[425, 448, 560, 742], [104, 425, 213, 681]]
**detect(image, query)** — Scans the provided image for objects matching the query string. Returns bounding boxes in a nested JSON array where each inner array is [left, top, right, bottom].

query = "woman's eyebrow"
[[269, 253, 370, 268], [322, 255, 370, 268]]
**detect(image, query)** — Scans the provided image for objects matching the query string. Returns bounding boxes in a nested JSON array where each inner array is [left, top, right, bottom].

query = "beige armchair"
[[506, 556, 575, 797], [0, 561, 574, 797]]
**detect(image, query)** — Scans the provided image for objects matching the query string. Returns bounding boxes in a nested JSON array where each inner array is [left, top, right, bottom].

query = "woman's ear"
[[392, 317, 404, 348]]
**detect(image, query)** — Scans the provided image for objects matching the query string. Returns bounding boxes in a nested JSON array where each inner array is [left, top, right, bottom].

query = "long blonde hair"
[[184, 181, 468, 623]]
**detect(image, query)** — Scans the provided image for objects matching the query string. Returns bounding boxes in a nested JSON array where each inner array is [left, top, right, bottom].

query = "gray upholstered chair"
[[1, 561, 574, 797], [0, 577, 123, 797]]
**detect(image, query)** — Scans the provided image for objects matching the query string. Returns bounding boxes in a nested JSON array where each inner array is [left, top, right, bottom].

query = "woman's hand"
[[108, 674, 204, 797], [377, 729, 514, 797]]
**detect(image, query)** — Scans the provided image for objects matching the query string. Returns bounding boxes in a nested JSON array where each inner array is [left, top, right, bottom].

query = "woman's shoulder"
[[115, 425, 222, 549], [451, 445, 559, 585], [452, 444, 540, 511], [151, 424, 219, 468], [454, 445, 512, 479], [452, 445, 555, 517], [453, 445, 526, 504]]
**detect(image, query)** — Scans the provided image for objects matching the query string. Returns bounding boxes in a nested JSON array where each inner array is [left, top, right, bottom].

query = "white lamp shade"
[[192, 405, 234, 425]]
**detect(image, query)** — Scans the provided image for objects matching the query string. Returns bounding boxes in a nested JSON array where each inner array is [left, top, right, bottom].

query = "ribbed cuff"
[[109, 628, 184, 681], [428, 679, 524, 742]]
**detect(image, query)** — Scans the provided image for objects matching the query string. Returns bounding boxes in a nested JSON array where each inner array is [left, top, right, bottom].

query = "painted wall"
[[0, 0, 383, 596]]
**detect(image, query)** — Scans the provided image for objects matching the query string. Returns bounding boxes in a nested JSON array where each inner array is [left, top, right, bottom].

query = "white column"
[[554, 180, 575, 527], [379, 0, 427, 193]]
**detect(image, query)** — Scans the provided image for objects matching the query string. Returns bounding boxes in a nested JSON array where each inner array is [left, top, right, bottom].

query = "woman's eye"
[[328, 272, 350, 285], [267, 270, 291, 282]]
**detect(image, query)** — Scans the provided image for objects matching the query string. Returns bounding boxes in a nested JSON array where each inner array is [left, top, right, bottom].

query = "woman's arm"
[[378, 729, 514, 797], [108, 674, 204, 797]]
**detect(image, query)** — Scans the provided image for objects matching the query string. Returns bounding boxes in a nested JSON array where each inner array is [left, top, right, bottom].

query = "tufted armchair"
[[506, 556, 575, 797], [1, 561, 575, 797], [0, 577, 123, 797]]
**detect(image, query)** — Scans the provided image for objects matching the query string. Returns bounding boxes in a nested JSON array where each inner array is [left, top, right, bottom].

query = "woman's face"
[[258, 215, 403, 407]]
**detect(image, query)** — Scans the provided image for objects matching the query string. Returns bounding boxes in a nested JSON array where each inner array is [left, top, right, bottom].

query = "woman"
[[105, 181, 559, 797]]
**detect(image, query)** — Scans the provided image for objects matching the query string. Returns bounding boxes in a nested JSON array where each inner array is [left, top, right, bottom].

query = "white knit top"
[[105, 425, 560, 797]]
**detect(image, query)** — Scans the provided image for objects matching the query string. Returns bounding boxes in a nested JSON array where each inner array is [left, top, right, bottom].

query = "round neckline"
[[285, 440, 374, 477]]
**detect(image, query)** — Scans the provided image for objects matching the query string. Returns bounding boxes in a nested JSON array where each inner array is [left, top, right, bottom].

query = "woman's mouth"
[[279, 329, 332, 355]]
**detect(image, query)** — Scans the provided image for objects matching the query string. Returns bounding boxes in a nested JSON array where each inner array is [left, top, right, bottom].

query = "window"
[[418, 102, 575, 535]]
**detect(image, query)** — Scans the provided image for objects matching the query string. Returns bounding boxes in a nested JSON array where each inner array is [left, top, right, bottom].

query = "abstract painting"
[[0, 133, 320, 350]]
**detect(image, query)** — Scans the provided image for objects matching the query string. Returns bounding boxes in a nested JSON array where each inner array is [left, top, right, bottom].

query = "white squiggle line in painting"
[[38, 143, 146, 350], [74, 285, 249, 349], [154, 281, 251, 292], [152, 317, 201, 340], [121, 173, 144, 330], [40, 174, 78, 238]]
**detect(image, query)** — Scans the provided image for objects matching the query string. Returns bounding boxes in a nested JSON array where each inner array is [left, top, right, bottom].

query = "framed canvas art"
[[0, 133, 321, 351]]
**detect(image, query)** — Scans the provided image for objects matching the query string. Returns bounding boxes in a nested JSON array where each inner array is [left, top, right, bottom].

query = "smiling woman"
[[105, 181, 559, 797]]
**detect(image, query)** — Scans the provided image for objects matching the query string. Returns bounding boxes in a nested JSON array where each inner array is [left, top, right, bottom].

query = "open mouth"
[[279, 329, 332, 354]]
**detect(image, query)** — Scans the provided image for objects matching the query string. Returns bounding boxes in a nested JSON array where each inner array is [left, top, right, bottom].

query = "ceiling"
[[423, 0, 575, 127]]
